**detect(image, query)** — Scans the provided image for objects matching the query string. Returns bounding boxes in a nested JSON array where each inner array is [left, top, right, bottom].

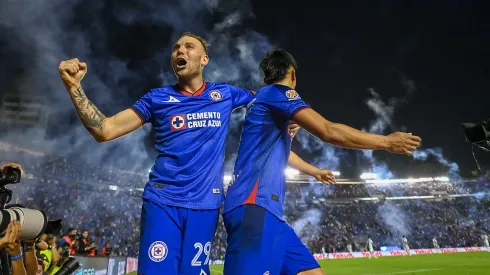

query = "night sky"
[[0, 0, 489, 178]]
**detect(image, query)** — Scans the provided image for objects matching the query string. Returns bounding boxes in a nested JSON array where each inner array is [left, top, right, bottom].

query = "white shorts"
[[403, 245, 410, 250]]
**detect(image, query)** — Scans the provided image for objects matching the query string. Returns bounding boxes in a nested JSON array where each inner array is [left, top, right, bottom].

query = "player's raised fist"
[[386, 132, 422, 156], [58, 58, 87, 89]]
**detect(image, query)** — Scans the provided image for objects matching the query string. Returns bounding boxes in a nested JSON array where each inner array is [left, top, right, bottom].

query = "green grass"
[[209, 252, 490, 275]]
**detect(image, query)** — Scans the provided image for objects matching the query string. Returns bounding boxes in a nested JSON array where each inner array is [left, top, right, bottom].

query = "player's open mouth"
[[176, 58, 187, 69]]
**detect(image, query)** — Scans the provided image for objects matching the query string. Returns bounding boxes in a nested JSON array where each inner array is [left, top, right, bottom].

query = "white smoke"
[[412, 148, 462, 185], [378, 203, 410, 239], [0, 0, 271, 172], [296, 130, 341, 171], [291, 209, 322, 239]]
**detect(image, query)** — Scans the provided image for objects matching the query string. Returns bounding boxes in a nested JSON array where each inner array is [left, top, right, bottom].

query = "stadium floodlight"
[[366, 177, 451, 184], [108, 185, 118, 191], [332, 171, 341, 176], [360, 172, 377, 180], [223, 175, 232, 182], [285, 167, 300, 178]]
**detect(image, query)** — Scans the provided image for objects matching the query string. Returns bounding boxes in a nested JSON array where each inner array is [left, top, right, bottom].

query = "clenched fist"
[[386, 132, 422, 156], [58, 58, 87, 90]]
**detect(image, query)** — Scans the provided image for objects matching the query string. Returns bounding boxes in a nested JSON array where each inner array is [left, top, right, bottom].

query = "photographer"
[[77, 231, 96, 256], [0, 221, 27, 275], [58, 229, 76, 256], [22, 239, 39, 275], [101, 243, 112, 257], [47, 243, 70, 275], [38, 235, 59, 272]]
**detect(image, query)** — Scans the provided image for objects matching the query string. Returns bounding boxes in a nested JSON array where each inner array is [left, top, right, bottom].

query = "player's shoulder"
[[146, 85, 175, 96], [256, 84, 301, 101], [207, 81, 236, 91], [208, 82, 248, 93]]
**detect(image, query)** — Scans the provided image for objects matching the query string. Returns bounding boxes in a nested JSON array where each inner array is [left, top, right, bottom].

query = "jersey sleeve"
[[265, 87, 308, 119], [131, 90, 154, 124], [229, 85, 254, 109]]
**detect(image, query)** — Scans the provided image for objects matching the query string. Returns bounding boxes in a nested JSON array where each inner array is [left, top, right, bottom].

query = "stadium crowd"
[[1, 142, 489, 262]]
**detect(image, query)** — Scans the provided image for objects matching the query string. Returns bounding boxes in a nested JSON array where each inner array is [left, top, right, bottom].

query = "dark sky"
[[250, 0, 490, 176], [0, 0, 489, 178]]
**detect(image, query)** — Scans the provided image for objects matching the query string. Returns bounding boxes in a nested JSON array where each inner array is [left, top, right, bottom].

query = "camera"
[[0, 167, 21, 187], [462, 119, 490, 144], [0, 205, 63, 240]]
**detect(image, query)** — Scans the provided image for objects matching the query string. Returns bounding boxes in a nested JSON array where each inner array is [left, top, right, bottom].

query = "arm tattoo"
[[71, 87, 106, 131]]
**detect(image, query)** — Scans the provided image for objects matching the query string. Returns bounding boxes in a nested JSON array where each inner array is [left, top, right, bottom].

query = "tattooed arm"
[[60, 59, 143, 142]]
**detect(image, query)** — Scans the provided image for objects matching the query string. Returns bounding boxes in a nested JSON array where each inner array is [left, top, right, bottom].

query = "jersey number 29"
[[191, 242, 211, 266]]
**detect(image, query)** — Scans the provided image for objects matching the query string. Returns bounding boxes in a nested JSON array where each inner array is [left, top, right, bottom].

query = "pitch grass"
[[209, 252, 490, 275]]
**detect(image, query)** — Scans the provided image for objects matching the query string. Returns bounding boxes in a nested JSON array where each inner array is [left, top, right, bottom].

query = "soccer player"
[[58, 32, 257, 275], [223, 49, 421, 275], [366, 236, 377, 259], [347, 243, 353, 255], [432, 237, 440, 250], [402, 235, 410, 256], [482, 234, 489, 251]]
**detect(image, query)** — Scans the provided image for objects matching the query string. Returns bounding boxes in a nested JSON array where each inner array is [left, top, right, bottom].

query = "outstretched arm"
[[59, 59, 143, 142], [292, 108, 421, 155], [288, 151, 336, 184]]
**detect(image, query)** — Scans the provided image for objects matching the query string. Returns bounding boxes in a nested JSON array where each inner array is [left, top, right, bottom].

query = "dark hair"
[[178, 32, 209, 55], [68, 228, 76, 232], [259, 49, 297, 85]]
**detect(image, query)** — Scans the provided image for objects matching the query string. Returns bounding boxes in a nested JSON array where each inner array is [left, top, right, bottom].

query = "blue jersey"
[[224, 84, 308, 219], [132, 82, 253, 210]]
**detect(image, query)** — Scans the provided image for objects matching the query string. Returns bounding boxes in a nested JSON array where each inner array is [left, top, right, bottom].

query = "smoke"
[[377, 203, 410, 240], [412, 148, 461, 179], [291, 209, 322, 240], [0, 0, 273, 242], [296, 130, 342, 171], [0, 0, 271, 173]]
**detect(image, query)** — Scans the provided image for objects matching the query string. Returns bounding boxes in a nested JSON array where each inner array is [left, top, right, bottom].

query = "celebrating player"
[[223, 49, 421, 275], [366, 236, 377, 259], [58, 32, 257, 275], [402, 235, 411, 256]]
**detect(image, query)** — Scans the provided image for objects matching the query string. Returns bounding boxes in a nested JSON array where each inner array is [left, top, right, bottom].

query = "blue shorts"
[[223, 205, 320, 275], [138, 199, 219, 275]]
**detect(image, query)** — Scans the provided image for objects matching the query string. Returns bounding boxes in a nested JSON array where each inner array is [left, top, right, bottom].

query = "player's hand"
[[58, 58, 87, 90], [288, 121, 300, 138], [0, 162, 23, 177], [313, 169, 336, 185], [386, 132, 422, 156]]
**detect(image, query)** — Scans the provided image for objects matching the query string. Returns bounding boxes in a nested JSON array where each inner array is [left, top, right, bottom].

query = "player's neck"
[[177, 76, 205, 94]]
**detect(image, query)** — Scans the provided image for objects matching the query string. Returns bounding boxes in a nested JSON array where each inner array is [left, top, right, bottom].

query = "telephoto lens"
[[53, 257, 81, 275], [0, 207, 47, 240]]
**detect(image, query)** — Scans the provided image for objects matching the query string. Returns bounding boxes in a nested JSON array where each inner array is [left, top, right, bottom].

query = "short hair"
[[68, 228, 76, 232], [259, 49, 298, 85], [178, 32, 209, 55]]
